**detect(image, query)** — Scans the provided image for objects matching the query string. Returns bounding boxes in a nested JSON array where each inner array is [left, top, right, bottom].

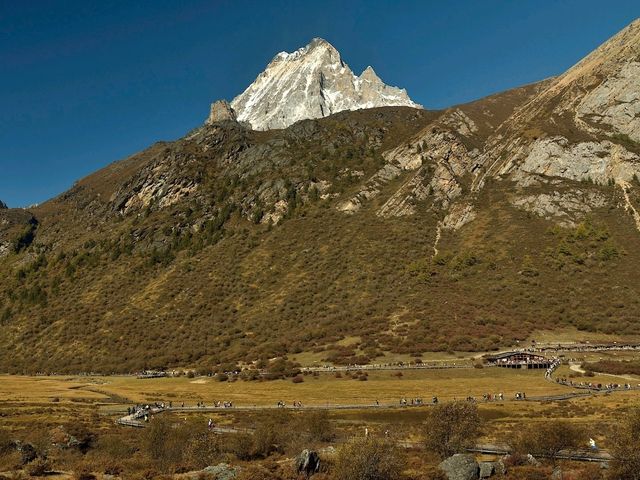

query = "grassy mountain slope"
[[2, 20, 640, 373]]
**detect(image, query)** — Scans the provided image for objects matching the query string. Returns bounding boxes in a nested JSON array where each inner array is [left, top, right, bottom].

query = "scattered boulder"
[[526, 454, 541, 467], [295, 449, 321, 477], [478, 461, 495, 478], [495, 458, 507, 476], [202, 463, 238, 480], [439, 453, 479, 480]]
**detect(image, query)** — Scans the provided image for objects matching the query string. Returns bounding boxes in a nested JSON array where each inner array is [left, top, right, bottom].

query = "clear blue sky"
[[1, 1, 638, 207]]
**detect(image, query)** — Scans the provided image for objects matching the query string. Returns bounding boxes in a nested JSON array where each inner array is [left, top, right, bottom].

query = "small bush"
[[425, 401, 481, 459], [333, 436, 404, 480], [306, 411, 335, 442], [26, 458, 50, 477]]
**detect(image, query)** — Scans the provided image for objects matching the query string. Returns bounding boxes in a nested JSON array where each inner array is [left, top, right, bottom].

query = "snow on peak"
[[222, 38, 421, 130]]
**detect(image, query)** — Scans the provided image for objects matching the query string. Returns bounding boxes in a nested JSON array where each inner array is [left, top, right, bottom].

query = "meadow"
[[2, 363, 640, 479]]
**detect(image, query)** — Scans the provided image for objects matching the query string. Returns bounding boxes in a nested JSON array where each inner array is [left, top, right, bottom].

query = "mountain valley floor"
[[1, 353, 638, 479]]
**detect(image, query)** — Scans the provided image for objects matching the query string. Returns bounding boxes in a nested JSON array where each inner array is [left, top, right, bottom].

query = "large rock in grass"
[[202, 463, 238, 480], [479, 461, 495, 478], [439, 454, 479, 480], [295, 449, 321, 476]]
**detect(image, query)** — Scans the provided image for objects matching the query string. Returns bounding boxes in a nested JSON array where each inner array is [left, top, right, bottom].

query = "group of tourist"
[[544, 358, 561, 378], [555, 377, 636, 391], [481, 393, 504, 401], [194, 400, 234, 408], [276, 400, 304, 408]]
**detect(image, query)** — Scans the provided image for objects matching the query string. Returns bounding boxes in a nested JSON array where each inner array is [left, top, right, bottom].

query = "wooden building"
[[486, 351, 551, 369]]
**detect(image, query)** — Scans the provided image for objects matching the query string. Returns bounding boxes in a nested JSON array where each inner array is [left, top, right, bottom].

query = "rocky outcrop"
[[229, 38, 421, 130], [441, 109, 479, 138], [439, 454, 479, 480], [513, 137, 640, 185], [442, 203, 477, 231], [0, 200, 7, 209], [511, 189, 608, 227], [348, 127, 477, 217], [337, 162, 406, 214], [206, 100, 237, 124], [577, 61, 640, 142], [0, 209, 37, 257]]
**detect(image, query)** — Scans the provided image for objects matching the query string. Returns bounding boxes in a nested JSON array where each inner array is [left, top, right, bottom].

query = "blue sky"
[[0, 1, 638, 207]]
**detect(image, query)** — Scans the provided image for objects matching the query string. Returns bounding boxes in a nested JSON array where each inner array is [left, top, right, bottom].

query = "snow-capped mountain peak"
[[210, 38, 421, 130]]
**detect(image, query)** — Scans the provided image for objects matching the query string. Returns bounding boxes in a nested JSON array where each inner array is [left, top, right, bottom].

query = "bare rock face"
[[206, 100, 237, 124], [514, 136, 640, 184], [229, 38, 421, 130], [512, 190, 608, 227], [577, 61, 640, 142], [442, 203, 477, 231]]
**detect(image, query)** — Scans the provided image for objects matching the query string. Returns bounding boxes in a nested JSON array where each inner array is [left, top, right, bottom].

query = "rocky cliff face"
[[215, 38, 421, 130], [355, 18, 640, 234]]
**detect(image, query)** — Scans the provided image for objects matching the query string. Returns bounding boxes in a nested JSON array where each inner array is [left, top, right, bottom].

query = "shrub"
[[0, 429, 12, 455], [142, 416, 190, 472], [306, 411, 335, 442], [227, 433, 255, 461], [26, 458, 50, 477], [333, 436, 405, 480], [607, 407, 640, 479], [424, 401, 481, 459], [504, 466, 552, 480], [514, 420, 584, 464], [183, 427, 221, 469]]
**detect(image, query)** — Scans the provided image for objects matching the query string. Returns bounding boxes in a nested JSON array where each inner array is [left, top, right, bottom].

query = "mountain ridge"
[[1, 21, 640, 373]]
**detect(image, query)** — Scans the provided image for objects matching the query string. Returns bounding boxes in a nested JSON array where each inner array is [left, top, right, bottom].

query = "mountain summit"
[[208, 38, 421, 130]]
